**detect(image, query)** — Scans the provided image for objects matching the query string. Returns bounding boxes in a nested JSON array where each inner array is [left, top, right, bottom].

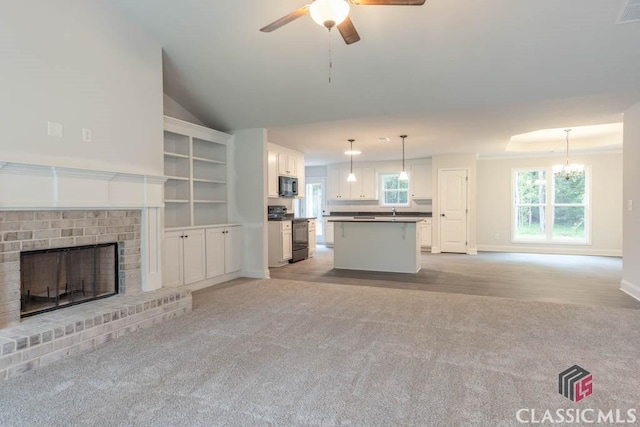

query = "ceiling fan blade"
[[337, 17, 361, 45], [260, 5, 311, 32], [349, 0, 426, 5]]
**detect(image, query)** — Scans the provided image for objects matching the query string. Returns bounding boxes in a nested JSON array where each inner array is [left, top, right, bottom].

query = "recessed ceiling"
[[109, 0, 640, 165], [506, 123, 623, 153]]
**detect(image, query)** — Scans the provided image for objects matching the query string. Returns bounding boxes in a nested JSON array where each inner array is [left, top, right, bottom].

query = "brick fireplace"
[[0, 210, 142, 328]]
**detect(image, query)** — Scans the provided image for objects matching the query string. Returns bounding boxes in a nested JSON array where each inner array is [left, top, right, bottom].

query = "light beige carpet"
[[1, 278, 639, 426]]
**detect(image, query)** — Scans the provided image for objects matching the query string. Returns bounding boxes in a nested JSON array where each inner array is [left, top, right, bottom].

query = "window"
[[513, 168, 589, 243], [380, 173, 409, 206]]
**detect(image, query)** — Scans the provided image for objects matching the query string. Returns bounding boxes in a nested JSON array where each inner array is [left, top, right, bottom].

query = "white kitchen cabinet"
[[419, 218, 432, 249], [267, 151, 278, 198], [324, 220, 334, 246], [278, 153, 297, 177], [164, 116, 230, 228], [328, 167, 377, 200], [352, 167, 377, 199], [268, 221, 292, 267], [308, 219, 317, 257], [163, 228, 206, 287], [206, 225, 242, 279], [411, 163, 433, 200]]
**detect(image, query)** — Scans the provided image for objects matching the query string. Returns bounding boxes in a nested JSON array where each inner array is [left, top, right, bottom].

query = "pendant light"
[[552, 129, 584, 180], [347, 139, 356, 182], [399, 135, 408, 180]]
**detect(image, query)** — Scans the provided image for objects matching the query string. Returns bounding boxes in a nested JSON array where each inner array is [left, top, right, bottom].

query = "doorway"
[[299, 178, 327, 243], [438, 168, 468, 253]]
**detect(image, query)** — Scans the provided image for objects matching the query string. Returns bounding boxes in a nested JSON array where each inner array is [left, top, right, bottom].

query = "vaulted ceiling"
[[110, 0, 640, 165]]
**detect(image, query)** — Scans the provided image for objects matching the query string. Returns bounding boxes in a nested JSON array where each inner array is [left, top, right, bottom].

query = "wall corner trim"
[[621, 279, 640, 302]]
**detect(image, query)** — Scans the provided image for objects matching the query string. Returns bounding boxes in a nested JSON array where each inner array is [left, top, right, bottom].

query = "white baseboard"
[[183, 271, 242, 292], [242, 269, 270, 279], [467, 247, 478, 255], [477, 244, 622, 257], [621, 279, 640, 302], [431, 246, 441, 254]]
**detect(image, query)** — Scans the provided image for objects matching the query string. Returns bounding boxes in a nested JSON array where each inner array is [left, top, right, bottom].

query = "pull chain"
[[328, 28, 333, 84]]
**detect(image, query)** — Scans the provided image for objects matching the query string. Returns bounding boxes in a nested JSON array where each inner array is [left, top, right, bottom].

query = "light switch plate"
[[82, 128, 92, 142], [628, 199, 633, 211], [47, 121, 63, 137]]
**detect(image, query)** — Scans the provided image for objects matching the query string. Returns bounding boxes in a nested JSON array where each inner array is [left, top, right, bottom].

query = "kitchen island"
[[328, 218, 422, 273]]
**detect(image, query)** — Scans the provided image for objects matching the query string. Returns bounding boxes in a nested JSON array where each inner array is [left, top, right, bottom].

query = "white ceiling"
[[109, 0, 640, 165]]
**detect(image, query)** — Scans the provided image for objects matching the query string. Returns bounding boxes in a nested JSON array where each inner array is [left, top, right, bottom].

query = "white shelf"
[[193, 178, 226, 184], [193, 156, 225, 165], [164, 151, 189, 159], [163, 116, 231, 228]]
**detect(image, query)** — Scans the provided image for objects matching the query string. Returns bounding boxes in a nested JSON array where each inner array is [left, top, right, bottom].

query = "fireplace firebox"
[[20, 243, 119, 317]]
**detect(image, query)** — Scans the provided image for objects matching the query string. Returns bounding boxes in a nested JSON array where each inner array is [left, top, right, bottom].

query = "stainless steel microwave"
[[278, 176, 298, 197]]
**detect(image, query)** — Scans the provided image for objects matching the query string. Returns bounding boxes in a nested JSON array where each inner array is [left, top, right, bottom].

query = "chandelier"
[[553, 129, 583, 180]]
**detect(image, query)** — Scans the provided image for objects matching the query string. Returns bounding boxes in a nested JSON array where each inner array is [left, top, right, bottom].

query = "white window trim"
[[379, 172, 410, 207], [510, 166, 592, 245]]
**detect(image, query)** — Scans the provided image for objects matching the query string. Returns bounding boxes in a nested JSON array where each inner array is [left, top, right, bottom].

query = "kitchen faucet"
[[392, 207, 396, 216]]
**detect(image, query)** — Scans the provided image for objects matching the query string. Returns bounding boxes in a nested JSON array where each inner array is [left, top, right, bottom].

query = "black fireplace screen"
[[20, 243, 118, 317]]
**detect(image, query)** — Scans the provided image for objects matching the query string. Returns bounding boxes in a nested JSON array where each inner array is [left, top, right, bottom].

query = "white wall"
[[229, 129, 268, 279], [431, 154, 478, 254], [477, 152, 623, 256], [163, 94, 205, 126], [0, 1, 163, 176], [622, 101, 640, 299]]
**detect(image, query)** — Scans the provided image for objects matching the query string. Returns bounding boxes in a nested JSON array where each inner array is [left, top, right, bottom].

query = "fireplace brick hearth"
[[0, 210, 143, 328]]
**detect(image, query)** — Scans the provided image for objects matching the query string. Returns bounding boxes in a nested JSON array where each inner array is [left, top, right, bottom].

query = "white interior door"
[[439, 169, 468, 253], [303, 178, 327, 243]]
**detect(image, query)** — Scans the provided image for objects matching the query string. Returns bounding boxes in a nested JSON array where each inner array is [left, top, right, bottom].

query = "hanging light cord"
[[328, 28, 333, 84], [565, 129, 571, 166], [401, 135, 407, 171], [349, 139, 354, 173]]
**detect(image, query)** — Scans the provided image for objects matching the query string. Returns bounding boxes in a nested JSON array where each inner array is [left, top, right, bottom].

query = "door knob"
[[441, 213, 445, 217]]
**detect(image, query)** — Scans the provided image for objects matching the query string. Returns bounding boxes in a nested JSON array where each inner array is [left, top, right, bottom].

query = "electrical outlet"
[[82, 128, 92, 142], [629, 199, 633, 211], [47, 121, 63, 137]]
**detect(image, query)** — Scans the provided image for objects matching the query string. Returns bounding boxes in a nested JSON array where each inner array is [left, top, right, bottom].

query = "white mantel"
[[0, 161, 166, 293]]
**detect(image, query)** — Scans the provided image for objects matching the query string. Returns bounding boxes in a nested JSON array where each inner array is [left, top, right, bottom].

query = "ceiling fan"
[[260, 0, 426, 45]]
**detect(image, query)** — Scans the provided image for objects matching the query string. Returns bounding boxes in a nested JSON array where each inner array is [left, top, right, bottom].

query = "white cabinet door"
[[278, 153, 296, 177], [360, 167, 376, 199], [205, 228, 225, 279], [225, 226, 243, 273], [328, 169, 342, 200], [325, 221, 334, 245], [267, 151, 278, 198], [420, 220, 432, 247], [339, 169, 352, 199], [182, 229, 206, 285], [411, 163, 433, 199], [163, 231, 183, 287], [282, 229, 293, 260]]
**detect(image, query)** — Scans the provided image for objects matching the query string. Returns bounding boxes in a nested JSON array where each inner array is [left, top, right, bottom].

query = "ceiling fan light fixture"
[[310, 0, 350, 29]]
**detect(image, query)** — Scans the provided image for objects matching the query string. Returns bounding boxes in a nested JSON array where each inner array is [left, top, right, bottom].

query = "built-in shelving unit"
[[163, 116, 232, 228]]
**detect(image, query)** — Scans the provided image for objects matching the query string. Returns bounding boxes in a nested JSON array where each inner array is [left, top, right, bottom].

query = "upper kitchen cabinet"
[[163, 116, 231, 228], [267, 142, 305, 199], [277, 152, 297, 177], [410, 163, 433, 200], [327, 167, 377, 200]]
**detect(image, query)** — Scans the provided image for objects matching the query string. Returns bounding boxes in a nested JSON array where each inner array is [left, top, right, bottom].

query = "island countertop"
[[327, 218, 424, 223]]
